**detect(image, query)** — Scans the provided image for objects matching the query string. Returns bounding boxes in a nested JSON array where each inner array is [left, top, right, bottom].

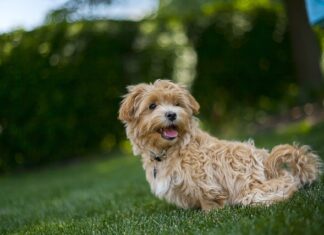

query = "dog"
[[118, 79, 322, 211]]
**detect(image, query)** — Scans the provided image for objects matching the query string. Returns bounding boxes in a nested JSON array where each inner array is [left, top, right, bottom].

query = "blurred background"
[[0, 0, 324, 173]]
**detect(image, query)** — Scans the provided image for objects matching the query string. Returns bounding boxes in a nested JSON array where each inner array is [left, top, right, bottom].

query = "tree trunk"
[[284, 0, 323, 90]]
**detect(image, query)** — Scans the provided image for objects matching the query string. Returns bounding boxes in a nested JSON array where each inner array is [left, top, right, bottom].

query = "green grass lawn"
[[1, 121, 324, 235]]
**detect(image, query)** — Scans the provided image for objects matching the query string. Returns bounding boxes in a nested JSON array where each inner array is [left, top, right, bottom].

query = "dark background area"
[[0, 0, 323, 172]]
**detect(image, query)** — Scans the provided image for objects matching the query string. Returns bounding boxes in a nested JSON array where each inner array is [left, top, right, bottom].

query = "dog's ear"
[[177, 83, 200, 115], [186, 91, 200, 115], [118, 84, 147, 122]]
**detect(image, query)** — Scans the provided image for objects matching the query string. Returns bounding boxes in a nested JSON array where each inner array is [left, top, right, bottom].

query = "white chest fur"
[[143, 157, 195, 209], [145, 164, 172, 199], [151, 175, 171, 198]]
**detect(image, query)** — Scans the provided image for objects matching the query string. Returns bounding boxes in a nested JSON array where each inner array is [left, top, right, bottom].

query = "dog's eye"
[[149, 103, 157, 110], [175, 103, 180, 107]]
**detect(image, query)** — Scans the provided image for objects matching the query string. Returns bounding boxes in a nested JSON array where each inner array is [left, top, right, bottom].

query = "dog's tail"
[[264, 144, 322, 187]]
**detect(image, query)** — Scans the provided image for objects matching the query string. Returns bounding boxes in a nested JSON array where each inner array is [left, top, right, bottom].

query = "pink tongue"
[[163, 128, 178, 138]]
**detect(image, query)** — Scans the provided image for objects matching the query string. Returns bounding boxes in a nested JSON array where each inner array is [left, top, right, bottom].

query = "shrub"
[[191, 7, 297, 126], [0, 21, 138, 172]]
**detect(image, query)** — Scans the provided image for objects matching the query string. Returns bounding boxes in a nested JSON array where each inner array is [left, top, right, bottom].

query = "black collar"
[[149, 150, 166, 162]]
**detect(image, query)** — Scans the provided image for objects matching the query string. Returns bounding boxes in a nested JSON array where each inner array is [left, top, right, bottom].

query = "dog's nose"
[[165, 111, 177, 121]]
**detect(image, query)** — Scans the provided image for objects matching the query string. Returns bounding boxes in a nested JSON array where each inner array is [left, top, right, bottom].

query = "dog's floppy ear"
[[177, 83, 200, 115], [118, 84, 147, 122], [186, 91, 200, 115]]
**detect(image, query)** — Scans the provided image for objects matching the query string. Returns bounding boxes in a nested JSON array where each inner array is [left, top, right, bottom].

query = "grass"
[[1, 121, 324, 235]]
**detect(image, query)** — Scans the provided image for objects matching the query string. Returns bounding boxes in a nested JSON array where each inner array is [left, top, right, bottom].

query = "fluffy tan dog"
[[118, 79, 322, 211]]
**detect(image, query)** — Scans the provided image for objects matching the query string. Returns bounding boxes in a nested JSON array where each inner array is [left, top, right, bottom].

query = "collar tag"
[[153, 167, 157, 178]]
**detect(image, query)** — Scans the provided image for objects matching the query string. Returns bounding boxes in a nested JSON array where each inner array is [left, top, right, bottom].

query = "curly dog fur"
[[118, 80, 322, 211]]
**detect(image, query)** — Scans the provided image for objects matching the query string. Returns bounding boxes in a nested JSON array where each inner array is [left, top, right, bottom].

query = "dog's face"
[[119, 80, 199, 151]]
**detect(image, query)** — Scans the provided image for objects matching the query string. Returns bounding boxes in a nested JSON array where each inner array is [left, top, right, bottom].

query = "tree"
[[46, 0, 113, 23], [284, 0, 323, 90], [48, 0, 324, 90], [159, 0, 324, 90]]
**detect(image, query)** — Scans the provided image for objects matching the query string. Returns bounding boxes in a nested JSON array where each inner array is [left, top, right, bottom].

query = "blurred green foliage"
[[0, 3, 323, 172], [0, 21, 139, 172], [191, 6, 296, 125]]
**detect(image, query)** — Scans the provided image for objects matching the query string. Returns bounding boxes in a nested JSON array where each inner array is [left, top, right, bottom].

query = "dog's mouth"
[[159, 125, 178, 140]]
